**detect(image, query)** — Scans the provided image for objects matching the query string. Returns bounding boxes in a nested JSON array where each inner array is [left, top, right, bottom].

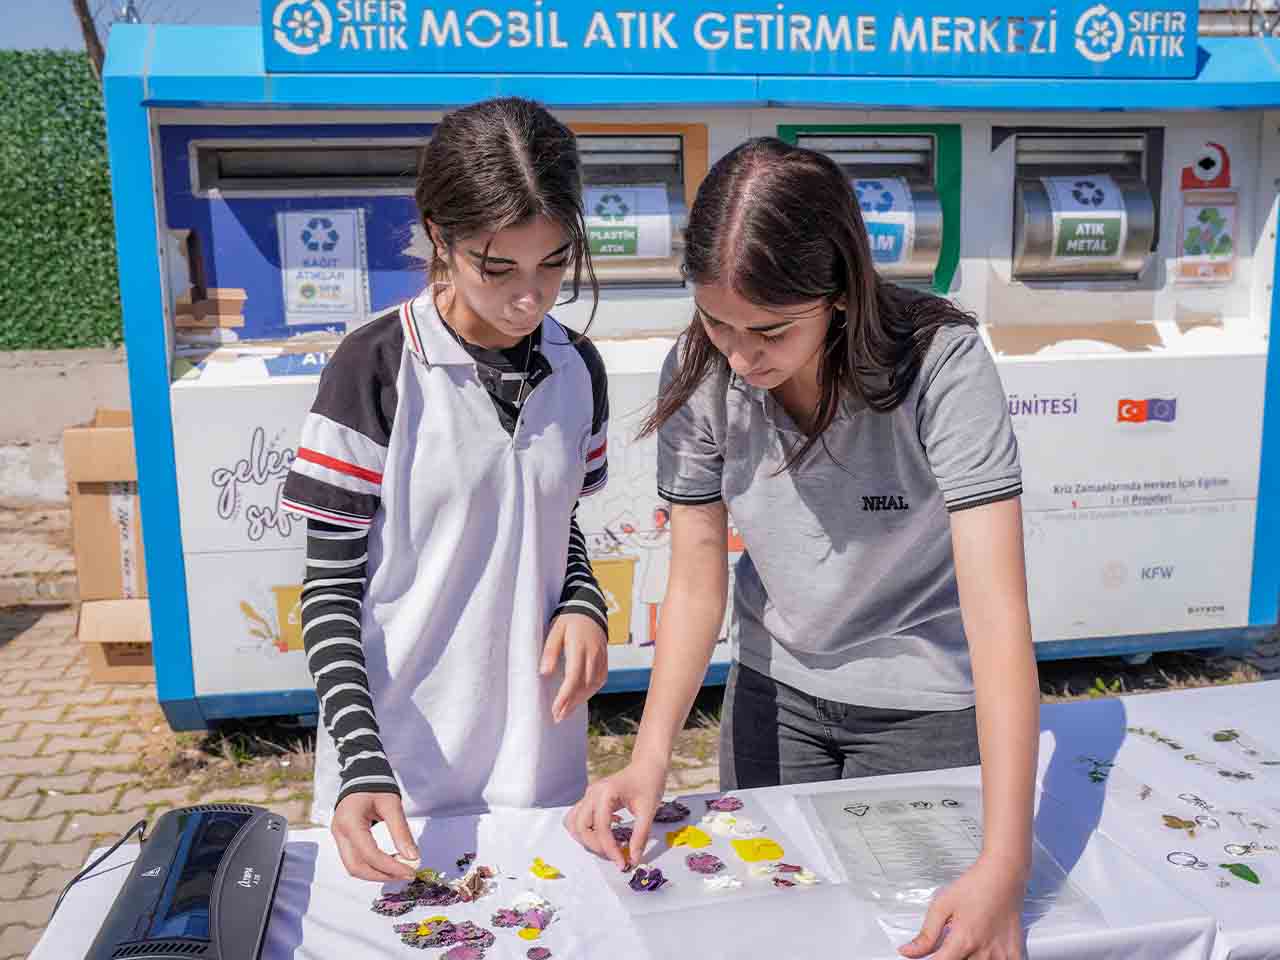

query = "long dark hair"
[[415, 96, 598, 333], [642, 137, 974, 469]]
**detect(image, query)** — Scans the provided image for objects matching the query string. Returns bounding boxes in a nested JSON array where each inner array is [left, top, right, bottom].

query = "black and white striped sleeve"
[[283, 311, 405, 803], [303, 519, 400, 803], [552, 503, 608, 632]]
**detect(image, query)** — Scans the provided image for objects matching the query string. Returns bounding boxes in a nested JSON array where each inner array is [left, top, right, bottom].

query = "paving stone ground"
[[0, 606, 314, 959]]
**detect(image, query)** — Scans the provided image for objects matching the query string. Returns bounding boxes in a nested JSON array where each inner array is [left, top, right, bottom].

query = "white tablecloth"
[[34, 680, 1280, 960], [1038, 681, 1280, 960]]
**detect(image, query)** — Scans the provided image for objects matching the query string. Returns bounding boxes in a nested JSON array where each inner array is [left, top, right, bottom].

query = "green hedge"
[[0, 51, 122, 350]]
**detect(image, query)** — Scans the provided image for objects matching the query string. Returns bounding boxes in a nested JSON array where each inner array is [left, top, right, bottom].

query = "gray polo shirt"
[[657, 324, 1021, 711]]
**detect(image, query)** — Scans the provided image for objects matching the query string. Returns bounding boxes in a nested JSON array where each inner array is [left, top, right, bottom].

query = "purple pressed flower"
[[706, 796, 744, 812], [450, 922, 495, 946], [775, 863, 804, 873], [371, 898, 415, 916], [772, 877, 796, 888], [527, 949, 553, 960], [629, 866, 668, 892], [685, 853, 725, 874], [653, 800, 691, 823], [611, 824, 634, 844], [443, 946, 485, 960], [522, 908, 553, 930], [492, 908, 523, 928]]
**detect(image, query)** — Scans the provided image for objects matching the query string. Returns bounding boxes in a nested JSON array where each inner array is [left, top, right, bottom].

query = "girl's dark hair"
[[415, 96, 598, 332], [642, 137, 974, 469]]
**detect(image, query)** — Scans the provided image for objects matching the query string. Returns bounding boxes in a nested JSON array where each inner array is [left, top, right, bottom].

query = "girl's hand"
[[541, 612, 609, 723], [564, 755, 668, 870], [899, 856, 1028, 960], [331, 791, 419, 882]]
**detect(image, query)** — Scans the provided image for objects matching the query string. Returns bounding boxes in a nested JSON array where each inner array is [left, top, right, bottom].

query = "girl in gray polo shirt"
[[568, 138, 1038, 960]]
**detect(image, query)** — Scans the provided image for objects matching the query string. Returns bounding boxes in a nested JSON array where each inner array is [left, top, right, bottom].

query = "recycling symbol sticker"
[[1070, 180, 1107, 207], [301, 217, 340, 252], [854, 180, 895, 214], [594, 193, 630, 222]]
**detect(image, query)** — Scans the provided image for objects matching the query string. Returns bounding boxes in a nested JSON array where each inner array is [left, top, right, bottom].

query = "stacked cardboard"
[[63, 410, 153, 683], [175, 287, 248, 329]]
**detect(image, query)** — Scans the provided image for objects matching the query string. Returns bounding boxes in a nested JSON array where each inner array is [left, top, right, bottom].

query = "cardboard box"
[[78, 599, 153, 684], [63, 410, 148, 601]]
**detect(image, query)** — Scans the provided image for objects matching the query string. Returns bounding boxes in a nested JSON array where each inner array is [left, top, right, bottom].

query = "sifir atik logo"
[[1117, 398, 1176, 423], [862, 495, 909, 512]]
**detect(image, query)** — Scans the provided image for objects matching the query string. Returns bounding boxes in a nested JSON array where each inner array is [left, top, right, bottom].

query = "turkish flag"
[[1117, 399, 1148, 423]]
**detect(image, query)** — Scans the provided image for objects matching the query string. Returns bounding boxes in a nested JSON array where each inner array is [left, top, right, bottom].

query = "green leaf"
[[1220, 863, 1261, 885], [1213, 729, 1240, 742]]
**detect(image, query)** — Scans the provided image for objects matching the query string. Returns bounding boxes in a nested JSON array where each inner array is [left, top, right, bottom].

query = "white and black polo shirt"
[[283, 289, 608, 821]]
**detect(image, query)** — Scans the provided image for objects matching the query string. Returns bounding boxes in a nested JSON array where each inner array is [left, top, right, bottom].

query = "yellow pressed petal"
[[666, 826, 712, 849], [530, 857, 563, 879], [731, 837, 785, 862], [518, 927, 542, 940]]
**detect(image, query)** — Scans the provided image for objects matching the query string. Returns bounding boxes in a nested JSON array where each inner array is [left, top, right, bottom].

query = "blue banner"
[[262, 1, 1197, 78]]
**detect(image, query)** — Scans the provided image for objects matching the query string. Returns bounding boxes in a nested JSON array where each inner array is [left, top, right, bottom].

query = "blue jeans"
[[720, 661, 982, 789]]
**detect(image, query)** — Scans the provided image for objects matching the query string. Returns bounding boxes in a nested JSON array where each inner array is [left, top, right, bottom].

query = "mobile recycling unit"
[[102, 1, 1280, 729]]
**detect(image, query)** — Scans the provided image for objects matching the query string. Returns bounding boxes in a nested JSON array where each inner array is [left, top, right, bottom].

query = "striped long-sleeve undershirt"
[[303, 506, 607, 804]]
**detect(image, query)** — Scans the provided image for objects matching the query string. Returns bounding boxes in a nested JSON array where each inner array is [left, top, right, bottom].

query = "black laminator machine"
[[85, 804, 287, 960]]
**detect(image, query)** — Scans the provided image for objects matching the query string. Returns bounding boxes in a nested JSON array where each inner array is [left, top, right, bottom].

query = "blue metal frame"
[[1250, 218, 1280, 629], [104, 23, 1280, 729], [122, 26, 1280, 110], [104, 30, 202, 731]]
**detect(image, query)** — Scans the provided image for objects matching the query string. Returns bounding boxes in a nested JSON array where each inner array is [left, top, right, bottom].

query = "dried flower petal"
[[512, 892, 551, 912], [702, 811, 765, 837], [443, 946, 484, 960], [667, 826, 712, 849], [530, 857, 563, 880], [453, 865, 495, 902], [629, 865, 668, 892], [685, 852, 725, 874], [456, 852, 477, 871], [522, 908, 553, 930], [706, 796, 744, 812], [772, 877, 797, 888], [518, 927, 542, 941], [492, 908, 523, 928], [527, 949, 552, 960], [456, 922, 496, 945], [703, 875, 743, 892], [653, 800, 692, 823], [611, 824, 634, 844], [731, 838, 786, 862], [371, 898, 415, 916]]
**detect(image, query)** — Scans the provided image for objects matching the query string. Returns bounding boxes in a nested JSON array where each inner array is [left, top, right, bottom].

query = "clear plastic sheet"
[[796, 786, 1106, 937], [597, 792, 830, 916]]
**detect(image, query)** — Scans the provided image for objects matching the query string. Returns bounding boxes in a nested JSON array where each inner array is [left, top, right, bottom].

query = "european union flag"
[[1147, 398, 1177, 422]]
